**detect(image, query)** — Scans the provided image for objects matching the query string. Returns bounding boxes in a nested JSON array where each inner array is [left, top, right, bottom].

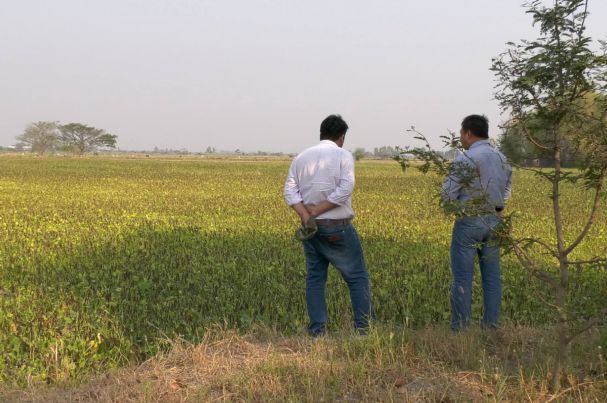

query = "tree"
[[15, 121, 60, 155], [492, 0, 607, 390], [59, 123, 117, 155], [353, 147, 366, 161], [396, 0, 607, 392]]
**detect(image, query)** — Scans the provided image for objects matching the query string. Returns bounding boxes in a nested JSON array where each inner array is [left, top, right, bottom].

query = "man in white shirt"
[[284, 114, 372, 336]]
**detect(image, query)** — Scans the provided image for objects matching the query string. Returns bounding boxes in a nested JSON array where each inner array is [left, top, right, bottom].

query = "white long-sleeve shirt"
[[283, 140, 355, 220]]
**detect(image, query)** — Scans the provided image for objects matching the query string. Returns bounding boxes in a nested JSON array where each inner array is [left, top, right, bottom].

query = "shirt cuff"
[[286, 196, 303, 206]]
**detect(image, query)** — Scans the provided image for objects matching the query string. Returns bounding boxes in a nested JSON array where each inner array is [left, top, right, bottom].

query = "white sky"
[[1, 0, 607, 153]]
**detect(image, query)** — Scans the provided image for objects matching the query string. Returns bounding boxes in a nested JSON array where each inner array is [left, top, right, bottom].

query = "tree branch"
[[512, 242, 559, 289], [565, 257, 607, 267], [577, 1, 589, 42], [524, 125, 553, 151], [565, 306, 607, 344], [564, 166, 607, 255], [517, 237, 559, 258]]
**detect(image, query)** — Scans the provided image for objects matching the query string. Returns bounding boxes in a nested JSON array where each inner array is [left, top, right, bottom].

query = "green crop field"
[[0, 156, 605, 385]]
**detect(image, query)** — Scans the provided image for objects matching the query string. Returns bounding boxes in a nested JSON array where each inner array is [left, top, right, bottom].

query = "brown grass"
[[1, 324, 605, 402]]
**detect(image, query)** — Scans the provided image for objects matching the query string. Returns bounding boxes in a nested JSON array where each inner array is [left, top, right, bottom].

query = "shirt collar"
[[469, 139, 490, 150], [319, 139, 339, 147]]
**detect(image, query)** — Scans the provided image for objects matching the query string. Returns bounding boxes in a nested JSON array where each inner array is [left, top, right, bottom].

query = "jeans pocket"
[[318, 226, 347, 247], [326, 233, 345, 246]]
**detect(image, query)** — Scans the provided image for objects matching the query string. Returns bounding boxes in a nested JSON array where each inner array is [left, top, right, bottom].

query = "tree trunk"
[[550, 133, 570, 393], [551, 277, 570, 392]]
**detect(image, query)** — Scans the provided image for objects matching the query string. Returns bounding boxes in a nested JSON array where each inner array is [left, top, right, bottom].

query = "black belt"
[[461, 207, 504, 216], [315, 218, 352, 226]]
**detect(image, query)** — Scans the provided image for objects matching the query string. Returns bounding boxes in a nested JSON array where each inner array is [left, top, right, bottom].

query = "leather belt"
[[315, 218, 352, 226]]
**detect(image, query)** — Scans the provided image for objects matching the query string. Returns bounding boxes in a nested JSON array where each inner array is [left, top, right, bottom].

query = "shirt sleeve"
[[503, 163, 513, 201], [283, 158, 303, 206], [441, 155, 470, 203], [327, 151, 355, 205]]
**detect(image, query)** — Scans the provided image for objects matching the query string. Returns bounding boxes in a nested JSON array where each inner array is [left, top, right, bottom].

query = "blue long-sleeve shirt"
[[442, 140, 512, 213]]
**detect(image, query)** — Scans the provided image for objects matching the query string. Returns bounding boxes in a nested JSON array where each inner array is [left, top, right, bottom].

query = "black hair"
[[461, 114, 489, 138], [320, 114, 348, 141]]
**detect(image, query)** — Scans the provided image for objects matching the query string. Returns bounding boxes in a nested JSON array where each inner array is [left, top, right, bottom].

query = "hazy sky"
[[2, 1, 607, 153]]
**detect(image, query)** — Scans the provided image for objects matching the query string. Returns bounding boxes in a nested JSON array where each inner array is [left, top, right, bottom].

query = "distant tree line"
[[373, 146, 398, 158], [15, 121, 117, 155], [350, 146, 461, 162]]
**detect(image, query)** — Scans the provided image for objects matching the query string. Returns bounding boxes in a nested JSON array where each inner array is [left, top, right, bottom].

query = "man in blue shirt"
[[442, 115, 512, 331]]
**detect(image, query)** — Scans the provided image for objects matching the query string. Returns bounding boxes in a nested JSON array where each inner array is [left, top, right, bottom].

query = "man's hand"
[[300, 211, 311, 226], [305, 200, 338, 217], [291, 202, 311, 226], [304, 204, 320, 217]]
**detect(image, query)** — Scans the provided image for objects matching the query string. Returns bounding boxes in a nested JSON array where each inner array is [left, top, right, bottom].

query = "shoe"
[[308, 328, 327, 338], [354, 327, 369, 336]]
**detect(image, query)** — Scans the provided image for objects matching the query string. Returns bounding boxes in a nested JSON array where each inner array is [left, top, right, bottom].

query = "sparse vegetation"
[[2, 325, 605, 402]]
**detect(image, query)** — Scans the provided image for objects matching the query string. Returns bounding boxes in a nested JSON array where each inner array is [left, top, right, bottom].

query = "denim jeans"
[[450, 214, 502, 331], [303, 223, 372, 336]]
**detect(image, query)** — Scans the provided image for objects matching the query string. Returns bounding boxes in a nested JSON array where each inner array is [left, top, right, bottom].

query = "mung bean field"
[[0, 156, 605, 384]]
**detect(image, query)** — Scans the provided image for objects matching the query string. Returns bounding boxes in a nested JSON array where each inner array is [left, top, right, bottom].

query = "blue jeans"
[[303, 223, 372, 336], [450, 214, 502, 331]]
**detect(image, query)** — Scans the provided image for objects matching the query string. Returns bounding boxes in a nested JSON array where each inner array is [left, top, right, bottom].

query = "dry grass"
[[2, 324, 605, 402]]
